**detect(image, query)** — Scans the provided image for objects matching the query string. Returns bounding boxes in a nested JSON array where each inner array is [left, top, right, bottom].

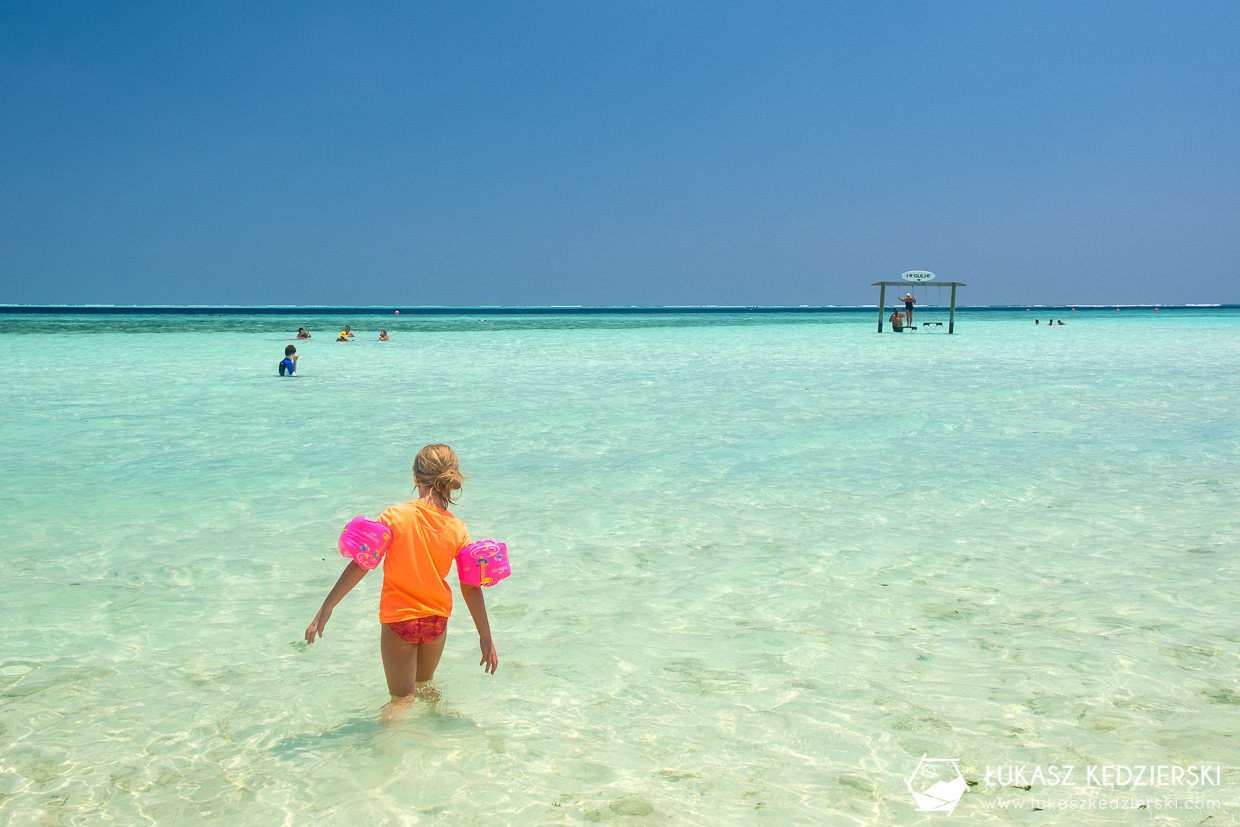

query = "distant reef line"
[[0, 304, 1235, 315]]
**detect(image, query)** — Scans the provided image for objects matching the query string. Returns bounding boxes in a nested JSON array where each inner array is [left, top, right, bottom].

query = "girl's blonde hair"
[[413, 444, 465, 505]]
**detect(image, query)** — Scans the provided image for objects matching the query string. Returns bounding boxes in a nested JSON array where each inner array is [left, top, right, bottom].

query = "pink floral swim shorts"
[[387, 615, 447, 644]]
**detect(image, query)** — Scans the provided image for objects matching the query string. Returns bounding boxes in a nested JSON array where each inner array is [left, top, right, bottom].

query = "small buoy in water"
[[395, 310, 400, 314], [1154, 307, 1159, 311]]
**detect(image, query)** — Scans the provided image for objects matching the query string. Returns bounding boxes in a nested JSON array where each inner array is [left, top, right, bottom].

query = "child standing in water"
[[279, 345, 298, 376], [305, 444, 498, 707]]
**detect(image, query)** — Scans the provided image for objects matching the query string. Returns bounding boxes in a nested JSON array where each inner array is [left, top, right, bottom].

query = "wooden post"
[[877, 283, 886, 333], [948, 283, 958, 334]]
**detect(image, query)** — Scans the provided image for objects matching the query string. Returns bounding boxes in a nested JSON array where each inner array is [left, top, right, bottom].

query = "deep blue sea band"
[[1, 305, 1235, 315]]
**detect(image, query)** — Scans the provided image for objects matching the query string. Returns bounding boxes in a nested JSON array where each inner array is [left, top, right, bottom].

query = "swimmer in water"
[[297, 328, 311, 339], [343, 325, 354, 338], [889, 309, 904, 332], [279, 344, 298, 376], [305, 444, 498, 718], [379, 330, 389, 341]]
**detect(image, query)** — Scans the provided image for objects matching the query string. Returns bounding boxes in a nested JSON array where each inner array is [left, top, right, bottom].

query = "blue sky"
[[1, 2, 1237, 306]]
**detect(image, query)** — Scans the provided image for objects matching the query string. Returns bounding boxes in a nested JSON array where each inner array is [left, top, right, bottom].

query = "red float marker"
[[395, 310, 400, 314]]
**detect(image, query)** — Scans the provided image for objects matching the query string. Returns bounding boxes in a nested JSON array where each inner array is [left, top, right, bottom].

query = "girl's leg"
[[414, 629, 448, 685], [380, 624, 420, 700]]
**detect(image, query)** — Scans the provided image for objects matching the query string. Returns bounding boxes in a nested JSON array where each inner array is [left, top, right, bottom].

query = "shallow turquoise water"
[[1, 310, 1238, 825]]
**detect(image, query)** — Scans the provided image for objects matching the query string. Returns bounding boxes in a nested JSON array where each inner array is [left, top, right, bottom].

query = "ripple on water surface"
[[0, 310, 1238, 824]]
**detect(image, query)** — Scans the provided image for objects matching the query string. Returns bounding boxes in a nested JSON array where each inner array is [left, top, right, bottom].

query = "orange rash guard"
[[378, 499, 470, 623]]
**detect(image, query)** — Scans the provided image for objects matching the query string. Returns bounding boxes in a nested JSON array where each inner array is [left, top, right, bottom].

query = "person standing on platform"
[[902, 292, 916, 326]]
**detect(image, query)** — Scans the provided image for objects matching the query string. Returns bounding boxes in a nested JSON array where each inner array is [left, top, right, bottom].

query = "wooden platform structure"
[[873, 281, 966, 334]]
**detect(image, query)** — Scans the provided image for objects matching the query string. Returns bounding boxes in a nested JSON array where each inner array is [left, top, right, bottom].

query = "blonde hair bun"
[[413, 444, 466, 505]]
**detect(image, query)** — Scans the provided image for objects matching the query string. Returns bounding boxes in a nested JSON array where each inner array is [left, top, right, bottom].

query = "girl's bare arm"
[[305, 561, 367, 643], [459, 583, 498, 674]]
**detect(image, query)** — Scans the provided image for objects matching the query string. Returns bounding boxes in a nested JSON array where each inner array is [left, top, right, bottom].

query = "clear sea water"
[[0, 309, 1237, 825]]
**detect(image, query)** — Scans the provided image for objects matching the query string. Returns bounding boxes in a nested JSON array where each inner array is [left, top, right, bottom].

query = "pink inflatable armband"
[[457, 540, 510, 587], [338, 516, 392, 570]]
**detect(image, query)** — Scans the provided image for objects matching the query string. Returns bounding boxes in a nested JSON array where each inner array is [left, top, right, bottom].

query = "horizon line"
[[0, 303, 1235, 315]]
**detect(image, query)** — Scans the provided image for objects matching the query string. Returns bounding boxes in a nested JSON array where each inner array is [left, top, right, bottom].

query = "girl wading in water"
[[305, 444, 498, 713]]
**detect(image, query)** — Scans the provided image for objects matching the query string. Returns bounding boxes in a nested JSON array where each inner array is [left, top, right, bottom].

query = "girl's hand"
[[305, 607, 331, 644], [479, 636, 498, 674], [304, 563, 366, 645]]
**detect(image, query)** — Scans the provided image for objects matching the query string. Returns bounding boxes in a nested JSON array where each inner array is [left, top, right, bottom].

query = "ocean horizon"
[[1, 303, 1236, 314]]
